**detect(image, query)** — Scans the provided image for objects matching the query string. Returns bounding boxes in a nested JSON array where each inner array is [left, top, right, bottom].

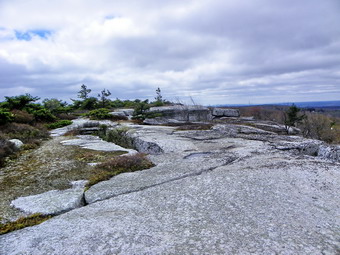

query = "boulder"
[[148, 105, 213, 122], [318, 144, 340, 161], [8, 139, 24, 149], [212, 108, 240, 117]]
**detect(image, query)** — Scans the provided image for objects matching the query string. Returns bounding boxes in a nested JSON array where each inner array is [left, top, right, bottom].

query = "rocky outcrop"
[[148, 105, 213, 122], [1, 122, 340, 254], [50, 118, 117, 137], [212, 108, 240, 117], [143, 117, 184, 125], [61, 135, 137, 154], [272, 138, 340, 161]]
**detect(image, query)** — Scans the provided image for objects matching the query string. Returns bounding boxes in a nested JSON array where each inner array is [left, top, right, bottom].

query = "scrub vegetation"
[[0, 86, 169, 166], [239, 105, 340, 144], [86, 153, 154, 188]]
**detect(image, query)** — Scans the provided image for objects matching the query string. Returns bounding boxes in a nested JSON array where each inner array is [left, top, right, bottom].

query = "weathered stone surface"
[[50, 118, 117, 137], [213, 118, 301, 135], [148, 105, 213, 122], [109, 111, 127, 117], [212, 108, 240, 117], [1, 123, 340, 254], [8, 139, 23, 149], [10, 188, 84, 216], [116, 108, 134, 117], [61, 135, 137, 154], [143, 117, 184, 125], [85, 150, 234, 204], [2, 151, 339, 254], [128, 126, 197, 154], [70, 180, 88, 189], [316, 144, 340, 161]]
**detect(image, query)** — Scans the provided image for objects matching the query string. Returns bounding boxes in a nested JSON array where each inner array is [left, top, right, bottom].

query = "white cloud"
[[0, 0, 339, 104]]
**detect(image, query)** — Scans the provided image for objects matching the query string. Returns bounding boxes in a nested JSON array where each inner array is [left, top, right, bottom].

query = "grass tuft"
[[0, 213, 51, 235], [86, 153, 154, 188]]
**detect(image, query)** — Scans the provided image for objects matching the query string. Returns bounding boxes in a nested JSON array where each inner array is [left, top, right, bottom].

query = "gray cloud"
[[0, 0, 339, 104]]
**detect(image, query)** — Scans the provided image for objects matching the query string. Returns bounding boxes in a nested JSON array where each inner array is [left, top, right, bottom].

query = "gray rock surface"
[[10, 188, 85, 216], [143, 117, 184, 125], [8, 139, 23, 149], [50, 118, 117, 137], [1, 123, 339, 254], [109, 111, 127, 117], [212, 108, 240, 117], [61, 135, 137, 154], [148, 105, 213, 122]]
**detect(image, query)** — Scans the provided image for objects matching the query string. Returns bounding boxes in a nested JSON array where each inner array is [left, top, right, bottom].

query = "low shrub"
[[1, 123, 49, 143], [32, 108, 56, 122], [132, 100, 150, 120], [11, 110, 35, 124], [85, 108, 112, 120], [100, 127, 134, 149], [86, 153, 154, 187], [0, 109, 14, 125], [0, 213, 51, 235], [46, 120, 72, 129], [21, 140, 41, 150]]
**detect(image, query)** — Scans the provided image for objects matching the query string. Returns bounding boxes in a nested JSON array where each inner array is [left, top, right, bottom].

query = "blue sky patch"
[[15, 30, 52, 41]]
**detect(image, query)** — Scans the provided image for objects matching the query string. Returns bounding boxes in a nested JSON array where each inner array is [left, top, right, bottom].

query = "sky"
[[0, 0, 339, 105]]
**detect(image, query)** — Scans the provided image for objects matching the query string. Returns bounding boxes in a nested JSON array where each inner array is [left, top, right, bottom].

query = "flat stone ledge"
[[10, 188, 85, 216]]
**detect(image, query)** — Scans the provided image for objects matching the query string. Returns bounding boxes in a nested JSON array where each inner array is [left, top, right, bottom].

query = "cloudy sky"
[[0, 0, 339, 105]]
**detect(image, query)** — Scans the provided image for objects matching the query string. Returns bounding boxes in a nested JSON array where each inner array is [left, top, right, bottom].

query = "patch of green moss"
[[0, 213, 51, 235]]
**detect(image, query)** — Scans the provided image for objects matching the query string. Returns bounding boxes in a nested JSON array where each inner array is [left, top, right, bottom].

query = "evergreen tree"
[[284, 104, 304, 134], [154, 87, 164, 106], [98, 89, 111, 108], [78, 84, 91, 100]]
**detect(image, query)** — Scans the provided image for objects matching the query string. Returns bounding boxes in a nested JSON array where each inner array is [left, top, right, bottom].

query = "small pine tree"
[[154, 87, 164, 106], [284, 104, 304, 134], [78, 84, 91, 100], [98, 89, 111, 108]]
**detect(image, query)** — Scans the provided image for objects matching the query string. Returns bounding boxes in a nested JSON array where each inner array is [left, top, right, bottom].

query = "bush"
[[81, 97, 98, 110], [86, 153, 154, 187], [132, 100, 150, 120], [0, 109, 14, 125], [299, 113, 339, 144], [85, 108, 113, 120], [46, 120, 73, 129], [101, 127, 134, 149], [32, 108, 56, 122], [4, 94, 39, 111], [1, 123, 49, 143], [11, 110, 35, 124], [55, 113, 78, 120]]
